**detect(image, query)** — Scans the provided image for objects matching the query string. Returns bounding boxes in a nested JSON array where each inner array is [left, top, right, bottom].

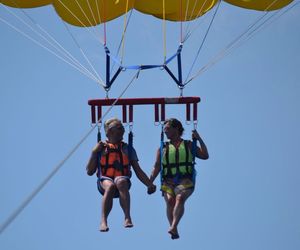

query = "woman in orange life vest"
[[86, 118, 156, 232], [148, 118, 209, 240]]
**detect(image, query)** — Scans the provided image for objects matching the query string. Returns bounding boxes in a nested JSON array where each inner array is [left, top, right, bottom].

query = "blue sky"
[[1, 1, 300, 250]]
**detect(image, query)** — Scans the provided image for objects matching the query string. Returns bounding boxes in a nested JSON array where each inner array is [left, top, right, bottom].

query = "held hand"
[[147, 184, 156, 195], [192, 130, 201, 141], [92, 141, 105, 154]]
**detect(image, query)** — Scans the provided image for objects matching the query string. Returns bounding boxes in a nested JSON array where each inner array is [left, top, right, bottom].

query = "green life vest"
[[162, 140, 194, 179]]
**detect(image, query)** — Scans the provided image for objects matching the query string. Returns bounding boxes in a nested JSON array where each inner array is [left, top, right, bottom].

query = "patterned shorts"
[[161, 177, 194, 196]]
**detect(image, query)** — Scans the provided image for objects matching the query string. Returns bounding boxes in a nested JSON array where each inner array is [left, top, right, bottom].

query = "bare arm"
[[131, 160, 156, 194], [86, 142, 104, 176], [149, 149, 162, 183], [192, 130, 209, 160]]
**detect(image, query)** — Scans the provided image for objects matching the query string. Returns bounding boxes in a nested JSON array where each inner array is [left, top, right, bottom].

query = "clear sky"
[[1, 1, 300, 250]]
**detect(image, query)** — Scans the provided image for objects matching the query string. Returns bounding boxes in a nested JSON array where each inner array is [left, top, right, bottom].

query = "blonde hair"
[[104, 118, 122, 134]]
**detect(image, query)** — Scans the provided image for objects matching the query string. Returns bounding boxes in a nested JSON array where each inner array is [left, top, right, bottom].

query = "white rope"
[[183, 0, 210, 42], [95, 0, 102, 24], [85, 0, 98, 27], [235, 1, 300, 50], [1, 4, 105, 87], [56, 0, 104, 44], [62, 21, 105, 87], [184, 0, 221, 84], [184, 0, 295, 85], [0, 69, 141, 235], [0, 15, 103, 86]]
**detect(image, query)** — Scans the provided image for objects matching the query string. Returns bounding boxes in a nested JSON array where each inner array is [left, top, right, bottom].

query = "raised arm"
[[86, 142, 104, 176], [192, 130, 209, 160]]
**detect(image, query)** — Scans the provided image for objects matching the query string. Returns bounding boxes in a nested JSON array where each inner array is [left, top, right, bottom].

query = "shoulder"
[[183, 140, 193, 150]]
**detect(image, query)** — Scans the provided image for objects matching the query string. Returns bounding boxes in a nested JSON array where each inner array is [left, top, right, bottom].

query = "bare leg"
[[169, 188, 194, 239], [100, 180, 116, 232], [164, 192, 175, 226], [115, 178, 133, 228]]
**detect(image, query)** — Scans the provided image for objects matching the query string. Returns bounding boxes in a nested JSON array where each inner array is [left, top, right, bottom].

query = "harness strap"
[[164, 162, 194, 168], [159, 125, 165, 187], [128, 131, 133, 161], [96, 131, 102, 179], [118, 144, 124, 175], [174, 143, 180, 183], [191, 137, 197, 183]]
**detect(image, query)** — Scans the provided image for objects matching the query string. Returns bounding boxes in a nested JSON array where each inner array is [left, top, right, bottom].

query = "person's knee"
[[165, 196, 175, 208], [176, 194, 185, 204], [104, 182, 117, 194], [115, 178, 129, 191]]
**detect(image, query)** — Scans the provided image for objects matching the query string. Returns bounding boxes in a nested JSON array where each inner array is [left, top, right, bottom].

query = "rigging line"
[[5, 5, 104, 87], [56, 0, 104, 45], [182, 10, 210, 43], [228, 1, 300, 60], [73, 0, 98, 35], [184, 1, 274, 85], [62, 22, 105, 87], [74, 0, 103, 39], [184, 1, 298, 85], [183, 0, 212, 42], [0, 68, 141, 235], [3, 5, 95, 80], [244, 0, 300, 39], [103, 0, 107, 45], [86, 0, 98, 27], [183, 0, 207, 41], [111, 9, 134, 74], [184, 0, 191, 23], [180, 0, 183, 43], [95, 0, 102, 24], [184, 0, 221, 84], [0, 16, 102, 86], [94, 0, 104, 42], [120, 0, 130, 64], [183, 0, 285, 44], [183, 0, 209, 42], [163, 0, 167, 63]]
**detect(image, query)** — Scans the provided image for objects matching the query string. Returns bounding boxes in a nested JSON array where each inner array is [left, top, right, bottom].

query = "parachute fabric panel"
[[52, 0, 135, 27], [224, 0, 294, 11], [134, 0, 218, 21], [0, 0, 51, 8], [1, 0, 294, 26], [0, 0, 135, 27]]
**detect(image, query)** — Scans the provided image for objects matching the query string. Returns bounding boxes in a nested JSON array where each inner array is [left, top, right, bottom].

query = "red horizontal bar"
[[88, 97, 200, 106]]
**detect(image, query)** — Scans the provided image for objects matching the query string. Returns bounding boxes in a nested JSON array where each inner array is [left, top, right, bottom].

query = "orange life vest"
[[98, 142, 131, 179]]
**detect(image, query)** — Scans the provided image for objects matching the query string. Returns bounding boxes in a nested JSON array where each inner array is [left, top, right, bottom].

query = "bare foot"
[[168, 227, 179, 240], [99, 222, 109, 232], [124, 218, 133, 228]]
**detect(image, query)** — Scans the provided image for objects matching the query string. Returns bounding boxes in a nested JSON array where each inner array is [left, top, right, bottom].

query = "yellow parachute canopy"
[[0, 0, 294, 26], [0, 0, 51, 8], [134, 0, 218, 21], [224, 0, 294, 11]]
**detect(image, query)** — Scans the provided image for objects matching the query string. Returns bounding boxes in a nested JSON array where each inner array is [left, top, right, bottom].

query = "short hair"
[[104, 118, 122, 134], [164, 118, 184, 136]]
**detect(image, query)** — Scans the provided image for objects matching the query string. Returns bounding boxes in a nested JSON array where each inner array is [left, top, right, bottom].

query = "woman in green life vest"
[[148, 118, 209, 240]]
